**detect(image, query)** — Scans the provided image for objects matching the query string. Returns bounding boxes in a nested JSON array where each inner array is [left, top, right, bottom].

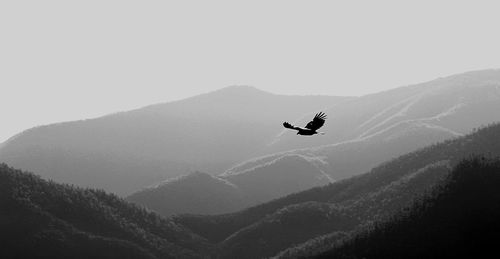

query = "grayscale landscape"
[[2, 1, 500, 259]]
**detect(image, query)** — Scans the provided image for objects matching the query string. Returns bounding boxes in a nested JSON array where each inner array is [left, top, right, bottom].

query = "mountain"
[[0, 86, 348, 195], [174, 122, 500, 259], [3, 69, 500, 206], [312, 156, 500, 259], [0, 163, 211, 259], [129, 70, 500, 217]]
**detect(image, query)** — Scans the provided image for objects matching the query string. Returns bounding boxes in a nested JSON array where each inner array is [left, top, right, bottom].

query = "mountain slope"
[[217, 70, 500, 194], [222, 154, 332, 205], [228, 118, 459, 182], [133, 115, 456, 218], [128, 154, 331, 216], [0, 86, 348, 195], [313, 156, 500, 259], [268, 69, 500, 152], [0, 164, 210, 259], [127, 172, 246, 216], [174, 122, 500, 258]]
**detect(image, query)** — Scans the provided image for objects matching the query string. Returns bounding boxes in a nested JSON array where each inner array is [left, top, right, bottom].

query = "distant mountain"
[[238, 69, 500, 181], [0, 164, 210, 259], [0, 86, 348, 195], [268, 69, 500, 152], [312, 156, 500, 259], [174, 122, 500, 259], [3, 69, 500, 205], [127, 154, 331, 216]]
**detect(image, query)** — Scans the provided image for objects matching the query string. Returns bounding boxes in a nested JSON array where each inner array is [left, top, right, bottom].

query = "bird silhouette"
[[283, 112, 327, 135]]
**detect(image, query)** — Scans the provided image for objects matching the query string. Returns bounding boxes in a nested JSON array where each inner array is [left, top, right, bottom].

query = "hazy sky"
[[1, 1, 500, 143]]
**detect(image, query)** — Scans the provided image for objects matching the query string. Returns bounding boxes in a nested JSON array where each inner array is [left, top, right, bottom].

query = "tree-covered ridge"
[[313, 156, 500, 259], [0, 164, 211, 259]]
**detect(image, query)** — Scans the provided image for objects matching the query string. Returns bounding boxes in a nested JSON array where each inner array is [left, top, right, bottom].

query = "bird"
[[283, 112, 327, 135]]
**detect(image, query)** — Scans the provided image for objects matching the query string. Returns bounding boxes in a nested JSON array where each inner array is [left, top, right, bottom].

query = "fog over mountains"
[[0, 86, 348, 195], [2, 70, 500, 205]]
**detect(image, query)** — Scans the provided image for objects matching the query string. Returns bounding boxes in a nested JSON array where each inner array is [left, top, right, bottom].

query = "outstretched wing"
[[305, 112, 327, 131], [283, 122, 301, 131]]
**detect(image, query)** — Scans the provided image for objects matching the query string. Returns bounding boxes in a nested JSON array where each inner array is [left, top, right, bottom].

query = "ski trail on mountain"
[[357, 93, 424, 139]]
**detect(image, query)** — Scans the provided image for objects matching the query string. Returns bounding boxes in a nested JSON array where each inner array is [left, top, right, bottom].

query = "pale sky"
[[1, 0, 500, 143]]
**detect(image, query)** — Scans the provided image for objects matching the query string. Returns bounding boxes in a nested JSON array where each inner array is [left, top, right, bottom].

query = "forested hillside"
[[0, 164, 211, 259], [312, 156, 500, 259]]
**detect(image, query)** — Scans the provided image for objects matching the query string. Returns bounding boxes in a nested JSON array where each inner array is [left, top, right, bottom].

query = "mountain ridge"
[[0, 86, 347, 196]]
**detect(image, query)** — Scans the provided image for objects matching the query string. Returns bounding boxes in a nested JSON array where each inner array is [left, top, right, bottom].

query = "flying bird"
[[283, 112, 327, 136]]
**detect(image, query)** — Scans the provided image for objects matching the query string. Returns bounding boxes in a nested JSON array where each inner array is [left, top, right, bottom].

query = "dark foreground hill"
[[313, 156, 500, 259], [174, 122, 500, 259], [0, 164, 211, 259]]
